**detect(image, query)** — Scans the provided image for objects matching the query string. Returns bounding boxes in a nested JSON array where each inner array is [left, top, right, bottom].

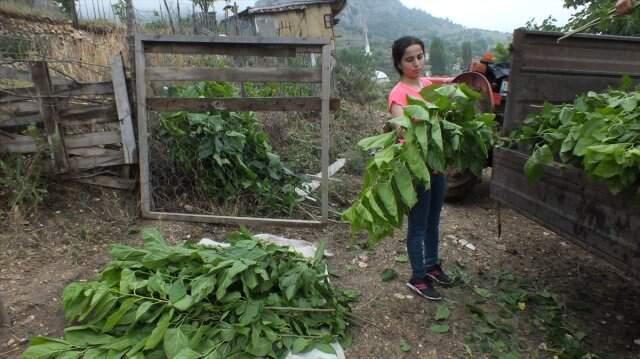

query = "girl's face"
[[399, 44, 425, 79]]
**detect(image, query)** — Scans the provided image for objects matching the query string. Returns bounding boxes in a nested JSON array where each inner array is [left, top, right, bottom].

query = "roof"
[[239, 0, 347, 17]]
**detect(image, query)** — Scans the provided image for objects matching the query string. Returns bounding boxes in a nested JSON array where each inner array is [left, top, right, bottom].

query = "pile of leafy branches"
[[23, 228, 355, 359], [510, 82, 640, 194], [342, 84, 496, 244], [158, 81, 303, 215]]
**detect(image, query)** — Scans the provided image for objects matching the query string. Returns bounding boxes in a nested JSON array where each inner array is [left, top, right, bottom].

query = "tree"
[[492, 43, 510, 62], [335, 48, 380, 105], [527, 0, 640, 36], [193, 0, 216, 14], [52, 0, 78, 27], [461, 41, 472, 70], [429, 37, 447, 76]]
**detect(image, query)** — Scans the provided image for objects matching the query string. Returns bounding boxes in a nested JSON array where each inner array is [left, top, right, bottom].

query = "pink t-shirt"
[[387, 77, 432, 113]]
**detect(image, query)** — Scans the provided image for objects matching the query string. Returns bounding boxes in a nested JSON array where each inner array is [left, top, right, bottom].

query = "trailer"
[[491, 29, 640, 279]]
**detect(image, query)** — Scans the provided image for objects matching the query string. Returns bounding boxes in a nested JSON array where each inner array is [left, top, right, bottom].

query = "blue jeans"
[[407, 174, 447, 281]]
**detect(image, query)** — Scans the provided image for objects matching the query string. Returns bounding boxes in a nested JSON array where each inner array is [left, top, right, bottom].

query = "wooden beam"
[[31, 61, 69, 173], [59, 104, 117, 122], [53, 82, 114, 97], [146, 97, 340, 112], [143, 210, 325, 228], [0, 134, 38, 153], [320, 45, 331, 222], [144, 43, 298, 57], [111, 55, 137, 164], [146, 66, 322, 83], [138, 34, 329, 46]]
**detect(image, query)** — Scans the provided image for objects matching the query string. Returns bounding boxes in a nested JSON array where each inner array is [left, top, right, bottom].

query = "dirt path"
[[1, 181, 639, 358]]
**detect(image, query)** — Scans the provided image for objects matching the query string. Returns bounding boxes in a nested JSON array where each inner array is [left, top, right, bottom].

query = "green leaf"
[[358, 132, 396, 150], [414, 122, 430, 157], [169, 279, 187, 304], [389, 116, 412, 128], [524, 145, 553, 183], [239, 300, 262, 326], [173, 295, 194, 311], [381, 268, 398, 282], [292, 338, 312, 353], [22, 341, 72, 359], [135, 301, 155, 321], [435, 304, 450, 321], [473, 287, 493, 298], [144, 309, 173, 351], [315, 343, 337, 354], [430, 323, 450, 333], [403, 105, 429, 121], [376, 182, 399, 222], [400, 339, 412, 352], [174, 348, 202, 359], [190, 275, 216, 303], [164, 328, 190, 359], [402, 143, 431, 186], [215, 261, 249, 300], [102, 297, 138, 332], [393, 162, 418, 208], [394, 255, 409, 263]]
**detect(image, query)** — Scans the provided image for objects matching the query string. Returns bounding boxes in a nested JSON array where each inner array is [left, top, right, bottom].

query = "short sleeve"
[[387, 86, 408, 113]]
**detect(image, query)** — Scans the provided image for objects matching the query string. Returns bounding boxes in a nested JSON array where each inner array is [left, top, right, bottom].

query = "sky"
[[77, 0, 574, 33], [398, 0, 574, 32]]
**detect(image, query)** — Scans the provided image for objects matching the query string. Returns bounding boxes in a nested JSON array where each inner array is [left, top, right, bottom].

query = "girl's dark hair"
[[392, 36, 425, 75]]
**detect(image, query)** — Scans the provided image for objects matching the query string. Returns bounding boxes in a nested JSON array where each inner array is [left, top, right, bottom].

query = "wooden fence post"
[[111, 55, 137, 165], [31, 61, 69, 173]]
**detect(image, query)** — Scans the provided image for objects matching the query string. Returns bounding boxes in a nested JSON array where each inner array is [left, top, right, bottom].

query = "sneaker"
[[425, 264, 454, 286], [406, 278, 442, 301]]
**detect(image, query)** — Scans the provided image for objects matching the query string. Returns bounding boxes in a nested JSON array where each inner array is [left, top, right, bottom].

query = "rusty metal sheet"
[[491, 148, 640, 279]]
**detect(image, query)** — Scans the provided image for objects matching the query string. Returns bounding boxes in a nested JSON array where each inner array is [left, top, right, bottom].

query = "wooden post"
[[125, 0, 136, 76], [111, 55, 137, 165], [135, 36, 152, 213], [320, 45, 331, 222], [70, 0, 79, 28], [31, 61, 69, 173]]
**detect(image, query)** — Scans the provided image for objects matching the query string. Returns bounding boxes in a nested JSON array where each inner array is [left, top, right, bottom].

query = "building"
[[223, 0, 347, 51]]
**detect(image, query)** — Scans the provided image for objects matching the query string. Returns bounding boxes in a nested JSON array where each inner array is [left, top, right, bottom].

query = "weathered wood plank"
[[146, 96, 340, 112], [64, 131, 121, 149], [0, 114, 41, 128], [0, 100, 39, 115], [67, 147, 117, 157], [143, 210, 325, 228], [73, 175, 136, 190], [61, 113, 118, 128], [111, 55, 137, 164], [68, 151, 125, 170], [53, 81, 114, 97], [146, 66, 322, 83], [59, 104, 116, 121], [0, 134, 38, 153], [31, 62, 69, 172]]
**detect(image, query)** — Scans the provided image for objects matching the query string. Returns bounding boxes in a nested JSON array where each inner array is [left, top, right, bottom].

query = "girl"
[[388, 36, 453, 301]]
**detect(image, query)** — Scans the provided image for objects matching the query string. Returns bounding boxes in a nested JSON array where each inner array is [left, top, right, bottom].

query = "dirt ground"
[[1, 176, 640, 359]]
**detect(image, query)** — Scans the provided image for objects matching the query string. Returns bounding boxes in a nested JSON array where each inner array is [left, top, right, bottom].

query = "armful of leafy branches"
[[342, 84, 496, 246]]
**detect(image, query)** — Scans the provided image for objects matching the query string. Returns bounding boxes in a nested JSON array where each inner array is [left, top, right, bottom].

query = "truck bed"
[[491, 29, 640, 278]]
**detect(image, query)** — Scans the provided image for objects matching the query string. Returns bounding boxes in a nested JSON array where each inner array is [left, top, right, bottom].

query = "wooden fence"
[[136, 34, 337, 227], [0, 57, 136, 189]]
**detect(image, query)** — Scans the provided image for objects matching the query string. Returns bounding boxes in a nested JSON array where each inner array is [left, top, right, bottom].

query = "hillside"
[[335, 0, 511, 76]]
